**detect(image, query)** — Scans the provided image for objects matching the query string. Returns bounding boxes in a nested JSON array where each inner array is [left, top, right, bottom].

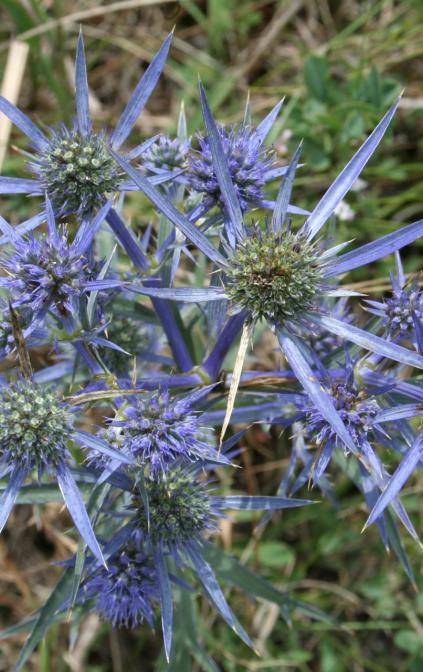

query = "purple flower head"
[[94, 389, 217, 478], [0, 31, 173, 220], [143, 134, 190, 174], [83, 545, 157, 629], [0, 380, 74, 473], [383, 283, 423, 336], [0, 198, 121, 331], [306, 378, 380, 447], [187, 123, 279, 213], [1, 228, 90, 325], [365, 255, 423, 339]]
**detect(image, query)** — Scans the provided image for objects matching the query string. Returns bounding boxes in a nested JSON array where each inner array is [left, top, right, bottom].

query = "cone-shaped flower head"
[[225, 229, 322, 322], [2, 228, 89, 318], [0, 230, 98, 339], [0, 381, 73, 472], [383, 283, 423, 336], [33, 128, 121, 217], [83, 546, 157, 628], [133, 466, 215, 549], [0, 378, 135, 564], [365, 254, 423, 340]]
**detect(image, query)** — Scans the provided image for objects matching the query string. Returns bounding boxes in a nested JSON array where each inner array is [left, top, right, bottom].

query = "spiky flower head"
[[187, 124, 277, 212], [83, 546, 157, 629], [1, 229, 90, 322], [0, 382, 73, 472], [225, 231, 322, 323], [30, 127, 121, 217], [306, 380, 380, 447], [102, 390, 213, 477], [143, 134, 190, 173], [133, 466, 215, 549], [382, 279, 423, 337]]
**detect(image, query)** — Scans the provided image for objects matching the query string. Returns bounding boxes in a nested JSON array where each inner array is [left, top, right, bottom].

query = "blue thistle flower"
[[122, 462, 311, 659], [82, 545, 157, 629], [1, 229, 89, 322], [305, 376, 380, 455], [0, 377, 136, 565], [365, 253, 423, 340], [0, 31, 173, 219], [0, 380, 75, 473], [90, 387, 226, 478], [0, 197, 120, 330]]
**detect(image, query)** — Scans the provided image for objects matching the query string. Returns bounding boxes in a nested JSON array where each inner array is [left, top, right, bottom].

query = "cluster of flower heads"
[[0, 29, 423, 668]]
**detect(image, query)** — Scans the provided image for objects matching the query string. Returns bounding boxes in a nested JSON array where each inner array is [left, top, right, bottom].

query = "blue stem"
[[144, 278, 194, 373], [202, 310, 248, 380]]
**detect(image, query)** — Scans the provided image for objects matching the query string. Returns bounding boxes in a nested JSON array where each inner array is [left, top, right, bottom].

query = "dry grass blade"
[[0, 40, 29, 170], [219, 319, 254, 448]]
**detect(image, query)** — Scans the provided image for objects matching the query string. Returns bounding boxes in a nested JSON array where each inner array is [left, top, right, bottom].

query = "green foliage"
[[292, 57, 400, 171]]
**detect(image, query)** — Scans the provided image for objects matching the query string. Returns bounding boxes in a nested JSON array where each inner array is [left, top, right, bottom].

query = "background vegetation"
[[0, 1, 423, 670]]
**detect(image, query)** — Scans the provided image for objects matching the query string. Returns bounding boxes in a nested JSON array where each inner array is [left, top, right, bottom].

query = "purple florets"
[[307, 381, 380, 447], [1, 229, 90, 322], [382, 280, 423, 336], [101, 391, 212, 477], [83, 547, 157, 628], [186, 124, 277, 212]]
